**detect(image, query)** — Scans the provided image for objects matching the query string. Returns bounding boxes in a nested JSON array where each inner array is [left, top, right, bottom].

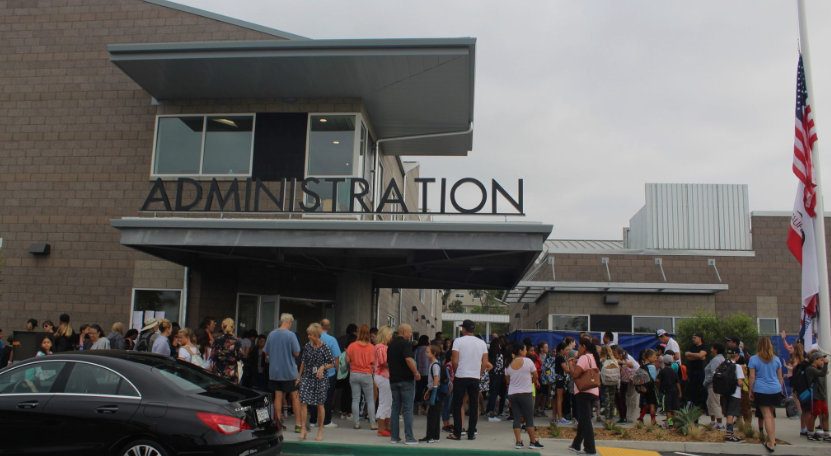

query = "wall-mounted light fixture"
[[28, 243, 50, 256]]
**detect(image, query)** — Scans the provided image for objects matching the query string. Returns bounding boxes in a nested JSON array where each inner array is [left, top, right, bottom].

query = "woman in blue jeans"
[[569, 338, 600, 456]]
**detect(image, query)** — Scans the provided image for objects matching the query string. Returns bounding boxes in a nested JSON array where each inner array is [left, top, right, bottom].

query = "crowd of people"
[[4, 313, 829, 452]]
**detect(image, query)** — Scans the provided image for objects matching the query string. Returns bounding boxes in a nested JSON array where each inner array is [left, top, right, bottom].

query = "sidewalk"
[[281, 411, 830, 456]]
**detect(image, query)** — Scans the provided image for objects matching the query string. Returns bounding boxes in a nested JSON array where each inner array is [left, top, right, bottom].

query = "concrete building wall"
[[0, 0, 286, 333], [513, 214, 826, 335]]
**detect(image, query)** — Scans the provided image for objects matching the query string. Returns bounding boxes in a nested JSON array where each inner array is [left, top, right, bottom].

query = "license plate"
[[256, 407, 270, 424]]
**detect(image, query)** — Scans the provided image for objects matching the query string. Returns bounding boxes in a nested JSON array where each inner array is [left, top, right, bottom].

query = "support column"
[[486, 321, 491, 339], [334, 271, 373, 336]]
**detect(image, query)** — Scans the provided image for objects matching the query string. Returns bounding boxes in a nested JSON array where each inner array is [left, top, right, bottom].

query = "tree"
[[676, 311, 759, 356], [448, 300, 464, 313], [441, 289, 452, 307]]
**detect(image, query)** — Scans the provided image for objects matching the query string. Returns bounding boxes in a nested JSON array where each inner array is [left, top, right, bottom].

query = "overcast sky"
[[174, 0, 831, 240]]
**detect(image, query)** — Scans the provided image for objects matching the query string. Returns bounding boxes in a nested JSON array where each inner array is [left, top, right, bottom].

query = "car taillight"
[[196, 412, 252, 434]]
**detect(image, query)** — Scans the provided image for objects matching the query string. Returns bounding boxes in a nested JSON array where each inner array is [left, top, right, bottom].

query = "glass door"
[[259, 295, 280, 334]]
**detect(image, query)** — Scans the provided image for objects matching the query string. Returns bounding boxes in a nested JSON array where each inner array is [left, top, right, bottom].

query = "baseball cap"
[[692, 332, 704, 339], [459, 319, 475, 332], [725, 336, 740, 344], [726, 347, 739, 355], [809, 352, 827, 361], [656, 329, 668, 338]]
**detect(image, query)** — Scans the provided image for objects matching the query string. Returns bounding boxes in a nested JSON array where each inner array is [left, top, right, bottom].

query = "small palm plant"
[[673, 404, 703, 436]]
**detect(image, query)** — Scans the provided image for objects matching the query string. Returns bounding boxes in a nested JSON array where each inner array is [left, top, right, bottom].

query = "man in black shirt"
[[388, 324, 421, 445], [685, 332, 708, 411]]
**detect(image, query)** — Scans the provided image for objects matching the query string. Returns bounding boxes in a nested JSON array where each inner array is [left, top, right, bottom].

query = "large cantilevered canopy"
[[108, 38, 475, 156], [111, 218, 552, 290]]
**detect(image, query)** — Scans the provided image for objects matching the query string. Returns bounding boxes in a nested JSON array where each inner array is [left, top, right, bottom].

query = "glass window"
[[152, 115, 254, 177], [551, 315, 589, 332], [758, 318, 778, 336], [123, 354, 229, 393], [154, 116, 203, 174], [63, 363, 139, 397], [305, 180, 351, 212], [202, 116, 254, 175], [633, 316, 674, 334], [307, 115, 356, 176], [133, 289, 182, 325], [0, 361, 65, 394]]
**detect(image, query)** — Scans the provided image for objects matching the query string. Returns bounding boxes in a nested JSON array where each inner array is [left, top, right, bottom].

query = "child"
[[806, 351, 830, 442], [36, 336, 53, 357], [637, 349, 658, 424], [441, 350, 455, 432], [420, 345, 444, 443], [720, 348, 745, 442], [656, 354, 681, 429]]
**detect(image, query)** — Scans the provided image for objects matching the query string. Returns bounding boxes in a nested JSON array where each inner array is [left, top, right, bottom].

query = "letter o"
[[450, 178, 487, 214]]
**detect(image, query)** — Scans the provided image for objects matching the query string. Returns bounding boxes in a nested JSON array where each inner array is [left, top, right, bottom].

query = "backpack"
[[336, 351, 349, 380], [135, 331, 152, 352], [789, 360, 810, 394], [540, 355, 558, 385], [632, 366, 651, 385], [712, 359, 738, 396], [600, 359, 620, 386]]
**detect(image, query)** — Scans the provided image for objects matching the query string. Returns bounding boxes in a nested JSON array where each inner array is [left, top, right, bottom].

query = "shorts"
[[555, 379, 567, 390], [813, 400, 829, 417], [720, 395, 741, 418], [269, 379, 297, 395], [706, 387, 723, 419]]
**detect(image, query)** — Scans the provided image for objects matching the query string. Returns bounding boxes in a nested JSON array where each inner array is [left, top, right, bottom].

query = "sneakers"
[[404, 439, 419, 445], [446, 434, 462, 440], [529, 441, 544, 449], [377, 430, 391, 437], [558, 418, 571, 425], [324, 422, 338, 428], [725, 435, 744, 442], [823, 434, 831, 442], [808, 433, 821, 441], [515, 441, 524, 449], [488, 416, 501, 422], [567, 446, 583, 454]]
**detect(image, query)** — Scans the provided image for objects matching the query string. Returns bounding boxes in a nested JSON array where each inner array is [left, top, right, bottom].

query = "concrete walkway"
[[281, 411, 830, 456]]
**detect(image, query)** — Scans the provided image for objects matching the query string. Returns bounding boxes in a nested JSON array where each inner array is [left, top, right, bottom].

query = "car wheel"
[[120, 440, 168, 456]]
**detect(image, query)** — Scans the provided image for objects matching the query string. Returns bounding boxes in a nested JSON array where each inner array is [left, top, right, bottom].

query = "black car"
[[0, 351, 282, 455]]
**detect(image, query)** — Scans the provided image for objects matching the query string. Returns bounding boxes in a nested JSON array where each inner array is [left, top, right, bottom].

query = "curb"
[[543, 438, 829, 456], [282, 441, 542, 455]]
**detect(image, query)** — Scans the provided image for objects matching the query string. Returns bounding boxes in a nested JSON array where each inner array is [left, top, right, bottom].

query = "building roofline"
[[143, 0, 310, 40]]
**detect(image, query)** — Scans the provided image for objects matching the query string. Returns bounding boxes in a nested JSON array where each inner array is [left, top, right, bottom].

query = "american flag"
[[793, 54, 818, 220], [788, 53, 819, 345]]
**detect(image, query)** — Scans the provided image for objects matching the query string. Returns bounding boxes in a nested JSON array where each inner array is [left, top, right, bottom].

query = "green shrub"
[[676, 311, 759, 355]]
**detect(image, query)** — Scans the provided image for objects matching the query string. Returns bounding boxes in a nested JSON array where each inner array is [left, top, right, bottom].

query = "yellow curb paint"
[[596, 447, 662, 456]]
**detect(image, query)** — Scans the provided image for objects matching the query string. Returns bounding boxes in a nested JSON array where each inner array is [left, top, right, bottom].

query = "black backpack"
[[135, 331, 152, 352], [790, 360, 810, 394], [439, 362, 450, 385], [713, 359, 738, 395]]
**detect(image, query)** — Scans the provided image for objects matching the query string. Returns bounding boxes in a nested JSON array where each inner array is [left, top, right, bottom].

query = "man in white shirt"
[[656, 329, 680, 361], [449, 320, 488, 441]]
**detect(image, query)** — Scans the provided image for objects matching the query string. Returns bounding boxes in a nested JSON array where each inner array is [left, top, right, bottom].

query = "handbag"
[[574, 356, 600, 391], [785, 395, 799, 418]]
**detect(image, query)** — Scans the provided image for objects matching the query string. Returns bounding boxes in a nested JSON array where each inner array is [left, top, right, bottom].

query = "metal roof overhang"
[[111, 218, 552, 290], [108, 38, 475, 156], [506, 281, 729, 304]]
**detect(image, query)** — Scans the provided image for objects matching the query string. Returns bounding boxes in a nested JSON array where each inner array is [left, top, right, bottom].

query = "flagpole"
[[797, 0, 831, 358]]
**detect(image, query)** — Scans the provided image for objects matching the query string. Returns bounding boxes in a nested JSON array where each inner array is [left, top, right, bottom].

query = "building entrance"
[[236, 294, 332, 343]]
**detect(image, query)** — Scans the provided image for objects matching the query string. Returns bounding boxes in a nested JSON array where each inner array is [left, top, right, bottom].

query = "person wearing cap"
[[656, 329, 680, 362], [724, 336, 746, 365], [805, 351, 829, 441], [135, 317, 159, 351], [684, 332, 708, 412], [448, 319, 488, 441], [720, 347, 745, 442]]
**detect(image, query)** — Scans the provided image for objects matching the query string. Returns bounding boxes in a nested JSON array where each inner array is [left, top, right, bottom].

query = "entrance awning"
[[111, 218, 552, 290], [108, 38, 475, 156]]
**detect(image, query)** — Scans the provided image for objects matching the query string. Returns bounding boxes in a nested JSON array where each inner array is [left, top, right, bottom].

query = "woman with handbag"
[[568, 338, 600, 456]]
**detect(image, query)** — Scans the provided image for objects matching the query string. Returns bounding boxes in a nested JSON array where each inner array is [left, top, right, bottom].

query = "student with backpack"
[[718, 347, 746, 442], [599, 345, 620, 424], [419, 345, 445, 443], [656, 354, 682, 429], [786, 343, 812, 436]]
